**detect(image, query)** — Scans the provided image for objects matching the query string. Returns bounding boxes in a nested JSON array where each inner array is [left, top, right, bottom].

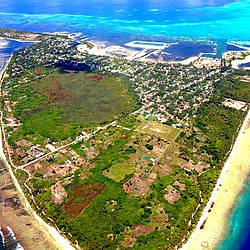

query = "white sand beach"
[[181, 110, 250, 250], [231, 55, 250, 69]]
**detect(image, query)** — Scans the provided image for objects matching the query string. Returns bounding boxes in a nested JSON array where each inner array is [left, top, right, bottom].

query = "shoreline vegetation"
[[0, 27, 250, 249], [182, 110, 250, 250]]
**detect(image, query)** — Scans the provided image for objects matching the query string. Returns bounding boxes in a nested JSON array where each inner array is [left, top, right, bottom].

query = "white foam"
[[0, 39, 9, 49], [150, 9, 159, 12], [115, 9, 125, 13]]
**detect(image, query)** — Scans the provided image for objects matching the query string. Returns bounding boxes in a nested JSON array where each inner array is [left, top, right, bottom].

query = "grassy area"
[[9, 70, 139, 143], [213, 72, 250, 103], [31, 71, 137, 124], [103, 160, 135, 182], [7, 63, 249, 249], [137, 121, 181, 142]]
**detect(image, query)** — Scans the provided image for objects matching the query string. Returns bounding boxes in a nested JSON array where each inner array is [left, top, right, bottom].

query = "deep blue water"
[[240, 62, 250, 68], [0, 39, 33, 71], [0, 1, 250, 249]]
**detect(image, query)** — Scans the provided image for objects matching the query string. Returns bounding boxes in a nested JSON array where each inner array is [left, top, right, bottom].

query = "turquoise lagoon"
[[0, 0, 249, 42]]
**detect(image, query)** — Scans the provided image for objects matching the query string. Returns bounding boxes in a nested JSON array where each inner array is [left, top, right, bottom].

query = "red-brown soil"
[[63, 183, 105, 219], [86, 74, 105, 82], [45, 77, 71, 104]]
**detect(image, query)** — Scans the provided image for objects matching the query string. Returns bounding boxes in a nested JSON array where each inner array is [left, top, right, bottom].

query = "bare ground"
[[0, 162, 63, 250]]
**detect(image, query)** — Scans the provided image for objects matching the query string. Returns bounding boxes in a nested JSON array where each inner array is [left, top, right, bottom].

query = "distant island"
[[0, 28, 250, 250]]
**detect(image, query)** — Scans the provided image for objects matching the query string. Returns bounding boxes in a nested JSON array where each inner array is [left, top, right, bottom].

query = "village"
[[3, 31, 232, 130], [1, 29, 246, 182], [1, 29, 249, 249], [1, 29, 248, 187]]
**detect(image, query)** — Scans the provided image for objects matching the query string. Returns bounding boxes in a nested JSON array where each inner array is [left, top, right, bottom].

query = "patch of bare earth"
[[51, 183, 67, 205], [173, 181, 186, 191], [164, 186, 181, 204], [123, 173, 157, 197], [86, 74, 105, 82], [122, 210, 168, 247], [44, 163, 78, 178], [45, 77, 71, 104], [132, 224, 155, 237], [153, 164, 173, 177], [63, 183, 105, 219]]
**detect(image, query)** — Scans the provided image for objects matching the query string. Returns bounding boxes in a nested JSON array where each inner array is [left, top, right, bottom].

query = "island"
[[0, 28, 249, 250]]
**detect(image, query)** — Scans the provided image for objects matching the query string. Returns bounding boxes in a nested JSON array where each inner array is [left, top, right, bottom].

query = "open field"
[[31, 71, 137, 124], [103, 160, 135, 182], [137, 121, 181, 142]]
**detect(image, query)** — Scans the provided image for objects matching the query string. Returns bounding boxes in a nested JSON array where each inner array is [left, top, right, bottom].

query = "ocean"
[[0, 39, 33, 71], [0, 1, 250, 249], [0, 0, 249, 41], [218, 178, 250, 250], [0, 0, 250, 60]]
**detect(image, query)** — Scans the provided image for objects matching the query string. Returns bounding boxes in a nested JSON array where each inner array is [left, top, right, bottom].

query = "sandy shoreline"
[[231, 55, 250, 69], [0, 54, 12, 81], [181, 109, 250, 250], [0, 36, 40, 43]]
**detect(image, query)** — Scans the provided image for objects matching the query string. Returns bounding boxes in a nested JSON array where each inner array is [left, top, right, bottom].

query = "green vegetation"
[[145, 144, 153, 150], [195, 72, 247, 164], [34, 171, 44, 178], [30, 74, 247, 246], [2, 31, 249, 249], [31, 71, 138, 124], [6, 68, 250, 249], [213, 72, 250, 103], [196, 104, 243, 163], [8, 70, 139, 143], [73, 197, 83, 204], [103, 160, 135, 182], [179, 73, 248, 204]]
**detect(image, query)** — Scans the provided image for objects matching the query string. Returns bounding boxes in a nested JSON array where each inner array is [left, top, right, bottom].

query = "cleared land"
[[103, 160, 135, 182], [64, 183, 105, 219], [137, 121, 181, 142]]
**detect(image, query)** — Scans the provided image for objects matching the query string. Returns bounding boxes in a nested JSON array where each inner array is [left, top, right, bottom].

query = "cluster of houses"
[[2, 31, 232, 156], [13, 139, 47, 164], [5, 31, 227, 129], [7, 36, 75, 77], [93, 57, 223, 126], [0, 28, 40, 41]]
